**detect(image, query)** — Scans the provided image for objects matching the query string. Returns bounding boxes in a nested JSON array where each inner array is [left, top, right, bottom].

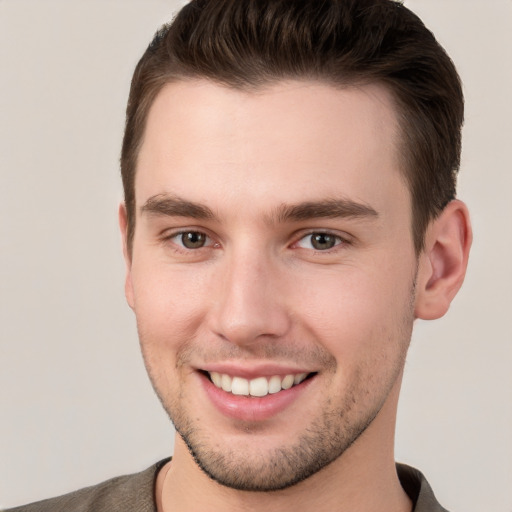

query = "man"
[[8, 0, 472, 511]]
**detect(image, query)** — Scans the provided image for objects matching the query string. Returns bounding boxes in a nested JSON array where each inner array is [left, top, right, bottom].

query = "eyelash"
[[293, 231, 347, 252], [162, 229, 350, 255], [164, 230, 217, 251]]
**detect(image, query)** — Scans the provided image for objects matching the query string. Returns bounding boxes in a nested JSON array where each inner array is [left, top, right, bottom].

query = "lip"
[[199, 370, 315, 422]]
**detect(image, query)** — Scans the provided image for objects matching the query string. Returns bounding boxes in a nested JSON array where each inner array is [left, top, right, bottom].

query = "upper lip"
[[197, 363, 315, 379]]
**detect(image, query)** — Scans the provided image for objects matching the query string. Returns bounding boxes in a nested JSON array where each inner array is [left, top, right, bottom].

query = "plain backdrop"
[[1, 0, 511, 510]]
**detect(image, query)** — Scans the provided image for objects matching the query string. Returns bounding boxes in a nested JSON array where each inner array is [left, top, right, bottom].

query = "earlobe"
[[118, 203, 135, 310], [415, 200, 472, 320]]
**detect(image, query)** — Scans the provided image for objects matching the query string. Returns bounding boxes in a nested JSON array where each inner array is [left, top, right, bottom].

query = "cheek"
[[130, 262, 211, 354], [291, 263, 414, 360], [131, 265, 209, 403]]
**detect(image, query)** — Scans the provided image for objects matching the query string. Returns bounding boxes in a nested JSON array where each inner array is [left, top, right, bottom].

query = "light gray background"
[[1, 0, 511, 510]]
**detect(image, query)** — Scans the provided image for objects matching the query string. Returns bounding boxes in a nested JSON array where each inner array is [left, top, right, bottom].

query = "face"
[[123, 80, 418, 491]]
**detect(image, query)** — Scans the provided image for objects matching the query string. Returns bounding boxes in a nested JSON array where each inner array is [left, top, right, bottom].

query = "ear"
[[415, 200, 472, 320], [118, 202, 135, 310]]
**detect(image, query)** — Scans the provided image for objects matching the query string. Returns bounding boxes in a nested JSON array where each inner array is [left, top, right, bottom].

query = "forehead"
[[135, 79, 407, 217]]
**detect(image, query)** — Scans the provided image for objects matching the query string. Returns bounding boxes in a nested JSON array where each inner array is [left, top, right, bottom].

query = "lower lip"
[[200, 373, 314, 422]]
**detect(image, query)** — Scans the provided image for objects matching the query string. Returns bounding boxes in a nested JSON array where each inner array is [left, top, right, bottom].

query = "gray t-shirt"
[[5, 460, 449, 512]]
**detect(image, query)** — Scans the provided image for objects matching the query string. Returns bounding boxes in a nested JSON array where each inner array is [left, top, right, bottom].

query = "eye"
[[171, 231, 212, 249], [296, 232, 343, 251]]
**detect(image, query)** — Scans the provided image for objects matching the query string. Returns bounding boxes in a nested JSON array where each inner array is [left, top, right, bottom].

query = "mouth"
[[204, 371, 316, 397], [198, 368, 318, 422]]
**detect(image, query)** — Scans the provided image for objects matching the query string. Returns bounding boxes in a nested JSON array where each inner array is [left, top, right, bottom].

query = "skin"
[[120, 80, 471, 512]]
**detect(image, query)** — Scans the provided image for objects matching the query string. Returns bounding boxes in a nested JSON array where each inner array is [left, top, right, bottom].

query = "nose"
[[209, 249, 291, 346]]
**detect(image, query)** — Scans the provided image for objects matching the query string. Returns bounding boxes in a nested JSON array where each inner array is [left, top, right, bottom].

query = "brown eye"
[[296, 232, 342, 251], [311, 233, 337, 250], [180, 231, 208, 249]]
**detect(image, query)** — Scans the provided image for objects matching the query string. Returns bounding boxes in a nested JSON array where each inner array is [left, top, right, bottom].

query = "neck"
[[157, 380, 412, 512]]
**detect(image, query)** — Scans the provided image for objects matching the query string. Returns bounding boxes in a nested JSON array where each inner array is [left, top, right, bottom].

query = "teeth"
[[210, 372, 222, 387], [231, 377, 249, 396], [249, 377, 268, 397], [208, 372, 309, 397], [294, 373, 306, 385], [221, 374, 232, 392], [268, 375, 282, 394], [281, 374, 294, 390]]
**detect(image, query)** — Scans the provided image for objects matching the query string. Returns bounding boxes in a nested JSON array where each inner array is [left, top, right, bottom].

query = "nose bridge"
[[211, 241, 290, 345]]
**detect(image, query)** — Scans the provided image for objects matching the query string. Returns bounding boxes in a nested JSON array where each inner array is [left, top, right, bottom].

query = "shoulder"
[[5, 459, 170, 512], [397, 463, 450, 512]]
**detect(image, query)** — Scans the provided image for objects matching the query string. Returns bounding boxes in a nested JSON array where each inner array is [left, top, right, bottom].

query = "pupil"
[[312, 233, 335, 250], [182, 232, 205, 249]]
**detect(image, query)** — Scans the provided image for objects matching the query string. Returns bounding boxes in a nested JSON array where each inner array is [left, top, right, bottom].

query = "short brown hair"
[[121, 0, 463, 254]]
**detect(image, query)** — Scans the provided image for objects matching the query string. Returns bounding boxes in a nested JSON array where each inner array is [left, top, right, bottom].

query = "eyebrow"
[[140, 194, 378, 223], [273, 199, 379, 223], [141, 194, 215, 219]]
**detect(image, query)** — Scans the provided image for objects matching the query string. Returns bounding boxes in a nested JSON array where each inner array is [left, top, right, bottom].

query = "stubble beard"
[[146, 340, 411, 491], [141, 280, 416, 492], [170, 370, 389, 492]]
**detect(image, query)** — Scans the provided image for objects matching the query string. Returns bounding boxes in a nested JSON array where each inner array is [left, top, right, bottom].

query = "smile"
[[207, 371, 311, 397]]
